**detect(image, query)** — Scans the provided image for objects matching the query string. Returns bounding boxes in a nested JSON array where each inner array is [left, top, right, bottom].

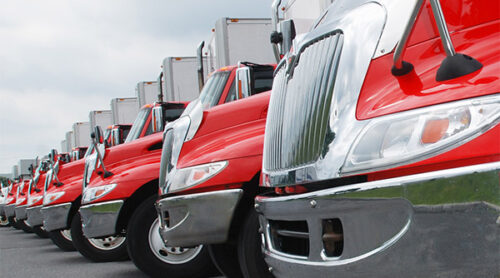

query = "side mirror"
[[151, 106, 164, 133], [235, 66, 252, 100], [111, 128, 120, 146], [50, 149, 58, 164], [91, 126, 104, 145], [280, 19, 296, 56]]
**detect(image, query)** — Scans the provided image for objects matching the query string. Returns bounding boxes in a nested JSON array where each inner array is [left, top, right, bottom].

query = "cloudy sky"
[[0, 0, 272, 175]]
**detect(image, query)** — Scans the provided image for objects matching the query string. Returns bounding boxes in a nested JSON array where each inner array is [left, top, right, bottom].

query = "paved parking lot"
[[0, 226, 150, 278]]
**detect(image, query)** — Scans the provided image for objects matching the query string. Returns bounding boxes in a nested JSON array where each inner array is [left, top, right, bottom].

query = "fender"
[[86, 152, 161, 203]]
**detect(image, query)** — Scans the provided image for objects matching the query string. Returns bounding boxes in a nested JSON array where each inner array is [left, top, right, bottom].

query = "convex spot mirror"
[[235, 67, 251, 100], [280, 19, 296, 56], [91, 126, 104, 145], [152, 106, 164, 133], [50, 149, 58, 164]]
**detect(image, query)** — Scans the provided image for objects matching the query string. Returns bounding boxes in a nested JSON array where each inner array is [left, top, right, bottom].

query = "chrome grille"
[[264, 32, 343, 171]]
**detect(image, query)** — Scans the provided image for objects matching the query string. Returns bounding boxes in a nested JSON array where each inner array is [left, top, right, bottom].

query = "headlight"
[[28, 195, 43, 206], [342, 95, 500, 174], [82, 184, 117, 204], [5, 197, 14, 204], [43, 191, 65, 206], [15, 196, 26, 205], [168, 161, 228, 193]]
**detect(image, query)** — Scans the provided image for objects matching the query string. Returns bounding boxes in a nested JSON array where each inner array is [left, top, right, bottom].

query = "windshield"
[[199, 71, 230, 109], [125, 107, 151, 143]]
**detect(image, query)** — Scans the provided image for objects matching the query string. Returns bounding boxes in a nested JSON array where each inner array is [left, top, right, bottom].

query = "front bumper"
[[41, 202, 72, 232], [256, 162, 500, 278], [14, 205, 28, 220], [156, 189, 243, 247], [0, 204, 5, 216], [4, 204, 15, 217], [79, 200, 124, 238], [26, 206, 44, 227]]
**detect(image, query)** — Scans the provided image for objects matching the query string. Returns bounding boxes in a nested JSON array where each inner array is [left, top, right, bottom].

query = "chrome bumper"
[[41, 202, 72, 232], [4, 204, 15, 217], [0, 204, 5, 216], [256, 162, 500, 278], [79, 200, 124, 238], [26, 206, 44, 227], [14, 205, 28, 220], [156, 189, 243, 247]]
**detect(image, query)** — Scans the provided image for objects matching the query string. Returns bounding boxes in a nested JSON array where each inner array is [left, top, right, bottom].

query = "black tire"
[[208, 243, 243, 278], [8, 216, 20, 229], [48, 229, 76, 251], [33, 225, 49, 238], [0, 215, 10, 227], [127, 195, 218, 278], [71, 212, 128, 262], [237, 210, 274, 278], [17, 219, 34, 233]]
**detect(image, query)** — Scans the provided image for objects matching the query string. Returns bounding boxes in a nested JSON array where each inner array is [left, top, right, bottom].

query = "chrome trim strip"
[[258, 162, 500, 203]]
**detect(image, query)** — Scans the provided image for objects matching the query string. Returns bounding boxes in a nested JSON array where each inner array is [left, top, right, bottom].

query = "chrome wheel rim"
[[88, 235, 126, 251], [60, 229, 72, 241], [148, 218, 203, 264]]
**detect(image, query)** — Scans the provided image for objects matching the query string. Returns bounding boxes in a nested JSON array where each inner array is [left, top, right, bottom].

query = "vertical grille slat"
[[264, 32, 344, 172]]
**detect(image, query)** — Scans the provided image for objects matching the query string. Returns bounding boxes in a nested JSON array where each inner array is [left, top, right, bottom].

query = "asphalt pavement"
[[0, 226, 151, 278]]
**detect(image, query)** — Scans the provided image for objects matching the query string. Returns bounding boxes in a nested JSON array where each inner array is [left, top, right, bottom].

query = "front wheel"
[[33, 225, 49, 238], [0, 215, 10, 227], [237, 210, 274, 278], [48, 229, 76, 251], [70, 212, 128, 262], [127, 195, 218, 278], [17, 219, 34, 233]]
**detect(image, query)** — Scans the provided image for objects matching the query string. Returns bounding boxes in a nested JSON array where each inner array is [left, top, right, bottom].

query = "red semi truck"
[[254, 0, 500, 277], [155, 63, 275, 278], [80, 62, 274, 277], [42, 101, 186, 260]]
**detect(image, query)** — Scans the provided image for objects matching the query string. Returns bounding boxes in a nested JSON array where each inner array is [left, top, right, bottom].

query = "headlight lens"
[[82, 184, 117, 204], [43, 191, 65, 206], [5, 197, 14, 204], [15, 196, 26, 205], [342, 95, 500, 174], [28, 195, 43, 206], [168, 161, 228, 193]]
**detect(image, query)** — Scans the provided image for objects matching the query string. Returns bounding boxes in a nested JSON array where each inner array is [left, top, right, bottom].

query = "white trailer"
[[279, 0, 333, 35], [18, 159, 36, 177], [65, 131, 74, 151], [111, 97, 139, 125], [89, 110, 113, 130], [11, 165, 19, 180], [206, 18, 275, 72], [60, 139, 68, 153], [161, 56, 208, 102], [136, 81, 159, 108], [72, 122, 91, 148]]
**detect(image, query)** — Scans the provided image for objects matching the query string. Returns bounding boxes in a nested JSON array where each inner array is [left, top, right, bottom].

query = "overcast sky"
[[0, 0, 272, 175]]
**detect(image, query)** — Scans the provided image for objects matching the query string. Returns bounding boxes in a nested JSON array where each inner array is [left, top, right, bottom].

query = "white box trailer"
[[18, 159, 36, 177], [11, 165, 19, 180], [65, 131, 74, 151], [111, 97, 139, 125], [60, 139, 68, 153], [206, 18, 275, 72], [280, 0, 333, 35], [136, 81, 159, 107], [89, 110, 113, 130], [72, 122, 91, 148], [161, 56, 208, 102]]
